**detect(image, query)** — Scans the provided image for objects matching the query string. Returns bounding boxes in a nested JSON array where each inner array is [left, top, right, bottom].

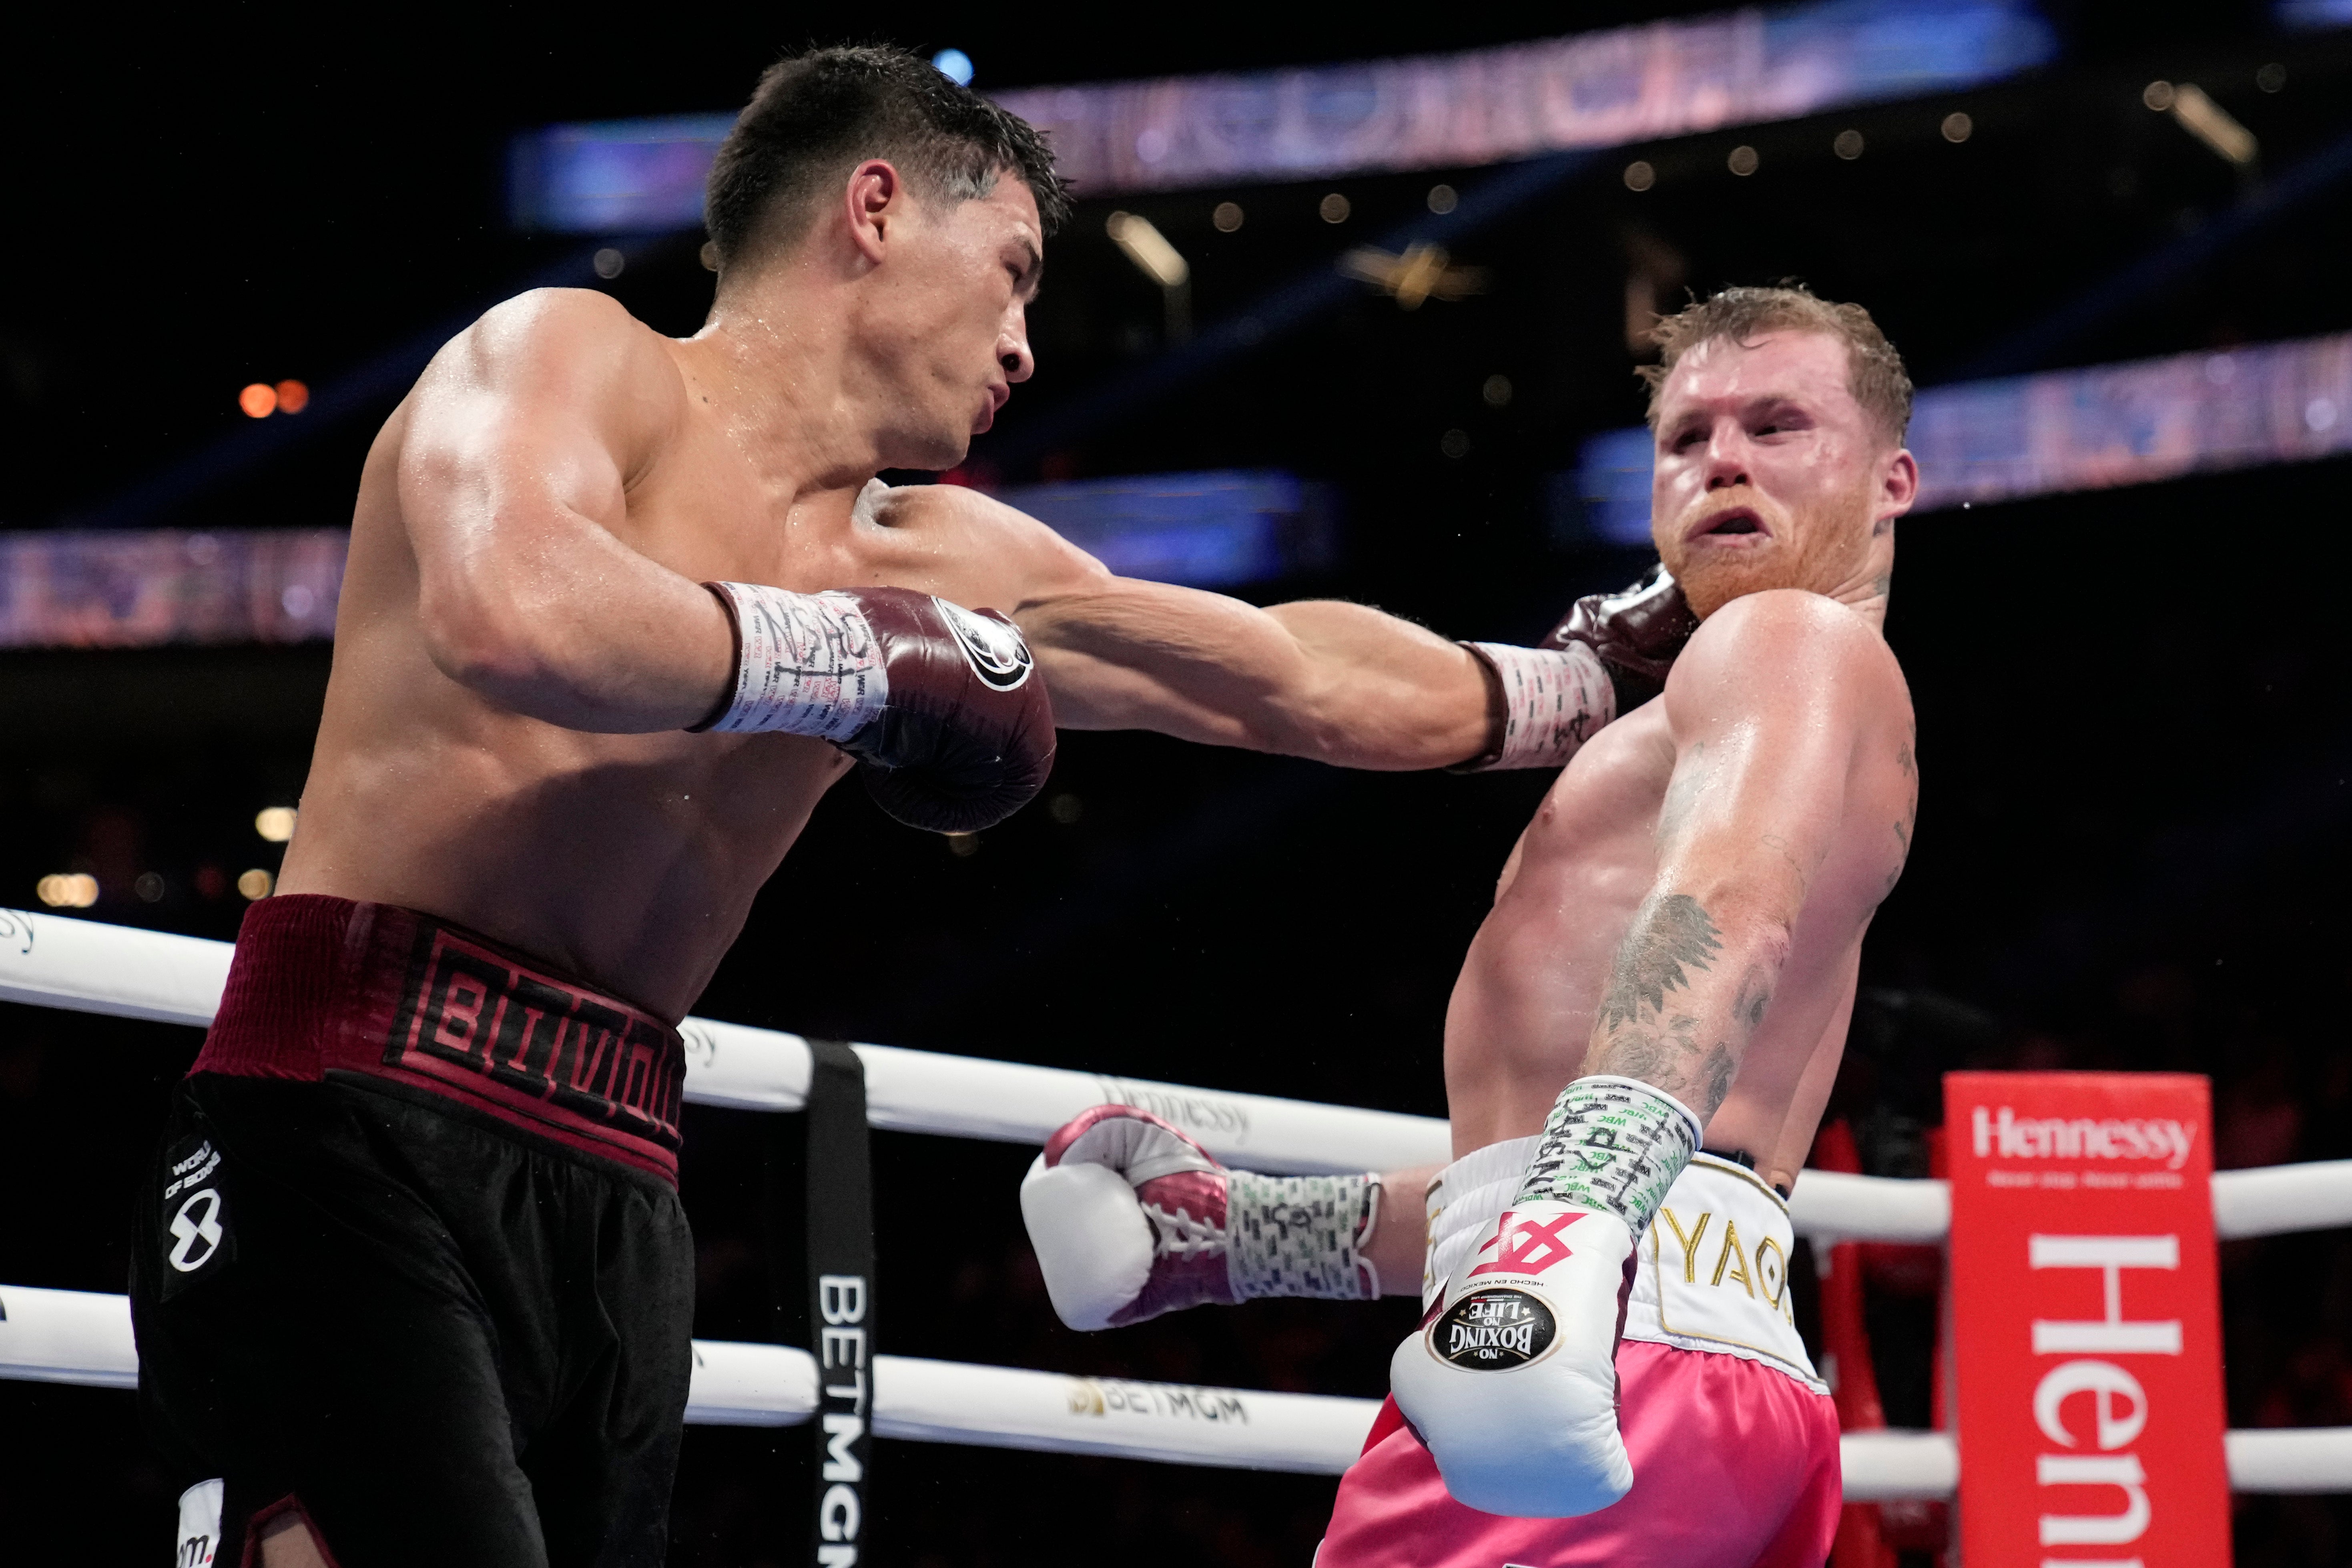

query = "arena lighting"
[[236, 383, 275, 418], [1337, 243, 1488, 309], [235, 869, 273, 901], [254, 807, 297, 843], [931, 48, 975, 86], [1104, 212, 1188, 289], [1211, 201, 1244, 232], [0, 529, 346, 650], [33, 874, 98, 909], [274, 380, 309, 414], [505, 0, 2055, 230], [2162, 82, 2259, 166]]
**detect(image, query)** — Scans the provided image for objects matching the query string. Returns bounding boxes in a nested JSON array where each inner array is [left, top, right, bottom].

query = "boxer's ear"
[[843, 159, 905, 266]]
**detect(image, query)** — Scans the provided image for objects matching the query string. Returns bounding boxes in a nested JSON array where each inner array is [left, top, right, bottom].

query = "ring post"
[[1945, 1072, 2230, 1565], [804, 1041, 874, 1566]]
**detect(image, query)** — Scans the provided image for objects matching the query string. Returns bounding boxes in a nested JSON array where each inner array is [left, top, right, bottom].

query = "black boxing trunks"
[[129, 895, 694, 1568]]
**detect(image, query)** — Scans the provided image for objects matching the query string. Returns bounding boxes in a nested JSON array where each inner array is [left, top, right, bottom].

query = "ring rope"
[[4, 1283, 2348, 1496], [5, 911, 2352, 1496], [6, 911, 2349, 1240]]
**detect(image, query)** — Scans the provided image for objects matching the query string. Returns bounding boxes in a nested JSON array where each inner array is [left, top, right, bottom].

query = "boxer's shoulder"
[[444, 287, 676, 385], [1669, 589, 1906, 719]]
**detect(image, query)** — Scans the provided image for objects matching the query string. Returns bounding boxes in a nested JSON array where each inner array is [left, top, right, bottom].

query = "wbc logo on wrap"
[[1945, 1072, 2229, 1568]]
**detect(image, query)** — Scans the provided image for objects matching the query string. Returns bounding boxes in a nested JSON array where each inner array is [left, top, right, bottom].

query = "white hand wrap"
[[1515, 1074, 1704, 1237], [1463, 641, 1616, 770], [1227, 1171, 1381, 1301], [698, 581, 889, 739], [1390, 1077, 1703, 1520]]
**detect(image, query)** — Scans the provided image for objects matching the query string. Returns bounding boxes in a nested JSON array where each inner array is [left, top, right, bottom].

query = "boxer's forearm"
[[1583, 887, 1792, 1119], [1369, 1164, 1441, 1295], [417, 521, 737, 732], [1023, 586, 1491, 768]]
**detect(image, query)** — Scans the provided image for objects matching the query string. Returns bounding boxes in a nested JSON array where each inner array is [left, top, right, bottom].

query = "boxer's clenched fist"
[[1389, 1201, 1638, 1518], [1020, 1105, 1379, 1331], [1392, 1074, 1702, 1517], [1541, 562, 1698, 717], [1456, 565, 1696, 771], [693, 581, 1054, 833]]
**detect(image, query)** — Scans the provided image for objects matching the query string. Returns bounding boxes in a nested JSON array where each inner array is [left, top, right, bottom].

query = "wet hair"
[[705, 44, 1071, 271], [1638, 284, 1913, 445]]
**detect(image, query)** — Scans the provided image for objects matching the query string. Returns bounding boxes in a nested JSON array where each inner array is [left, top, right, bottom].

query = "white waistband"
[[1422, 1139, 1824, 1394], [1421, 1134, 1541, 1309]]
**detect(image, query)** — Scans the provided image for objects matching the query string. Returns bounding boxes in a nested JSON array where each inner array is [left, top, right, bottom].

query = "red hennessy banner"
[[1945, 1072, 2230, 1567]]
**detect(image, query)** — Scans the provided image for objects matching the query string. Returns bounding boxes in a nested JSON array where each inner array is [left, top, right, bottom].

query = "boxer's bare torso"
[[1444, 591, 1915, 1192]]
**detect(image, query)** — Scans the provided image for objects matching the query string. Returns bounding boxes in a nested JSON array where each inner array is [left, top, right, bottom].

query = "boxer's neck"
[[679, 271, 901, 509]]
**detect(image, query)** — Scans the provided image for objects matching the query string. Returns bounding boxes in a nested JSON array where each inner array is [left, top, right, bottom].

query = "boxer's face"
[[859, 172, 1043, 470], [1648, 329, 1912, 619]]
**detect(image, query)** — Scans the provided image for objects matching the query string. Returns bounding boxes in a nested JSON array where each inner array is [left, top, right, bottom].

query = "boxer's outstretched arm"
[[1026, 583, 1494, 769], [1582, 590, 1880, 1117], [397, 289, 734, 733], [871, 485, 1493, 768]]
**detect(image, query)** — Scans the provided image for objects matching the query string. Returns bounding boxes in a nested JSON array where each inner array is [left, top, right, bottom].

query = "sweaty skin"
[[279, 160, 1491, 1023], [1361, 329, 1919, 1286]]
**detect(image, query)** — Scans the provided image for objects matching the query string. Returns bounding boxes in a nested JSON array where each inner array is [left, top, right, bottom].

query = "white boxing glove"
[[1390, 1074, 1702, 1518], [1389, 1201, 1638, 1516], [1019, 1104, 1380, 1331]]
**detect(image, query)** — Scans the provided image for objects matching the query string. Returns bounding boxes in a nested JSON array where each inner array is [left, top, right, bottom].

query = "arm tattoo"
[[1591, 895, 1764, 1118], [1597, 893, 1722, 1030]]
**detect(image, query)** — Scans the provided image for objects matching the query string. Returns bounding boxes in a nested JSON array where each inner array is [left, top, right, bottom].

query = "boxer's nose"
[[999, 311, 1035, 384]]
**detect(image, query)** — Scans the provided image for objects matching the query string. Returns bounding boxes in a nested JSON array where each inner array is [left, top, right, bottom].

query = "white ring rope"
[[5, 910, 2348, 1237], [6, 911, 2352, 1497], [5, 1284, 2348, 1496]]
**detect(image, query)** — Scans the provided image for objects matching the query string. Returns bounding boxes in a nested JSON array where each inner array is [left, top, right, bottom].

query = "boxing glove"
[[692, 581, 1054, 834], [1019, 1105, 1379, 1331], [1456, 566, 1696, 771], [1540, 562, 1698, 717], [1389, 1201, 1638, 1517], [1391, 1074, 1702, 1518]]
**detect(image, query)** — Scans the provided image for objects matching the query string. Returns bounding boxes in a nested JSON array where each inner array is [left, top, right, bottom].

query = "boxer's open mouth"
[[1691, 507, 1767, 540]]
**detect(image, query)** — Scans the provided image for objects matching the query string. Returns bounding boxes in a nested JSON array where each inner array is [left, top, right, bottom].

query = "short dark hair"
[[1638, 284, 1913, 445], [706, 45, 1071, 271]]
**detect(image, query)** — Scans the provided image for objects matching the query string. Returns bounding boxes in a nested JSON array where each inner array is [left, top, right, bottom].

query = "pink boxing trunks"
[[1317, 1146, 1842, 1568], [192, 893, 687, 1183]]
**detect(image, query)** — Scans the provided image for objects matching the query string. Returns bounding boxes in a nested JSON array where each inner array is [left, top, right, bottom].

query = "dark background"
[[6, 3, 2352, 1562]]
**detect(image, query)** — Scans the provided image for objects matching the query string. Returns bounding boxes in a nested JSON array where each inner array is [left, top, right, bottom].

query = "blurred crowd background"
[[6, 3, 2352, 1562]]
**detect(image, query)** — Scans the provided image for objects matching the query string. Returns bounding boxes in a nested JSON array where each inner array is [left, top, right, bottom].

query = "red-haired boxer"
[[1027, 284, 1923, 1566], [127, 45, 1686, 1568]]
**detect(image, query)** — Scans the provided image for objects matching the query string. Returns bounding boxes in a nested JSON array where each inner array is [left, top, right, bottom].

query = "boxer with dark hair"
[[1029, 284, 1921, 1566], [127, 43, 1679, 1568]]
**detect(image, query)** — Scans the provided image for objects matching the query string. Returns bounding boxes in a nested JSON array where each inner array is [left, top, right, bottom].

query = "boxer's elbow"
[[418, 569, 593, 713]]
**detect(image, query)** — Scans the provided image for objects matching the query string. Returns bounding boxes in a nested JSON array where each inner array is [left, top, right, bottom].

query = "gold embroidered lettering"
[[1711, 1219, 1755, 1297], [1662, 1208, 1712, 1285], [1754, 1236, 1787, 1310]]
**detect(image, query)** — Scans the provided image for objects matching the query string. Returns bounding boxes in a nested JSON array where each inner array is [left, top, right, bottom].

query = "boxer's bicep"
[[396, 292, 725, 729], [1588, 595, 1873, 1114], [1654, 593, 1867, 920]]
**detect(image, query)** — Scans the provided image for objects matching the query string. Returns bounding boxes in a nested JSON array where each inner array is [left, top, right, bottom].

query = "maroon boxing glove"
[[692, 582, 1054, 834], [1455, 564, 1697, 771], [1540, 562, 1697, 717]]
